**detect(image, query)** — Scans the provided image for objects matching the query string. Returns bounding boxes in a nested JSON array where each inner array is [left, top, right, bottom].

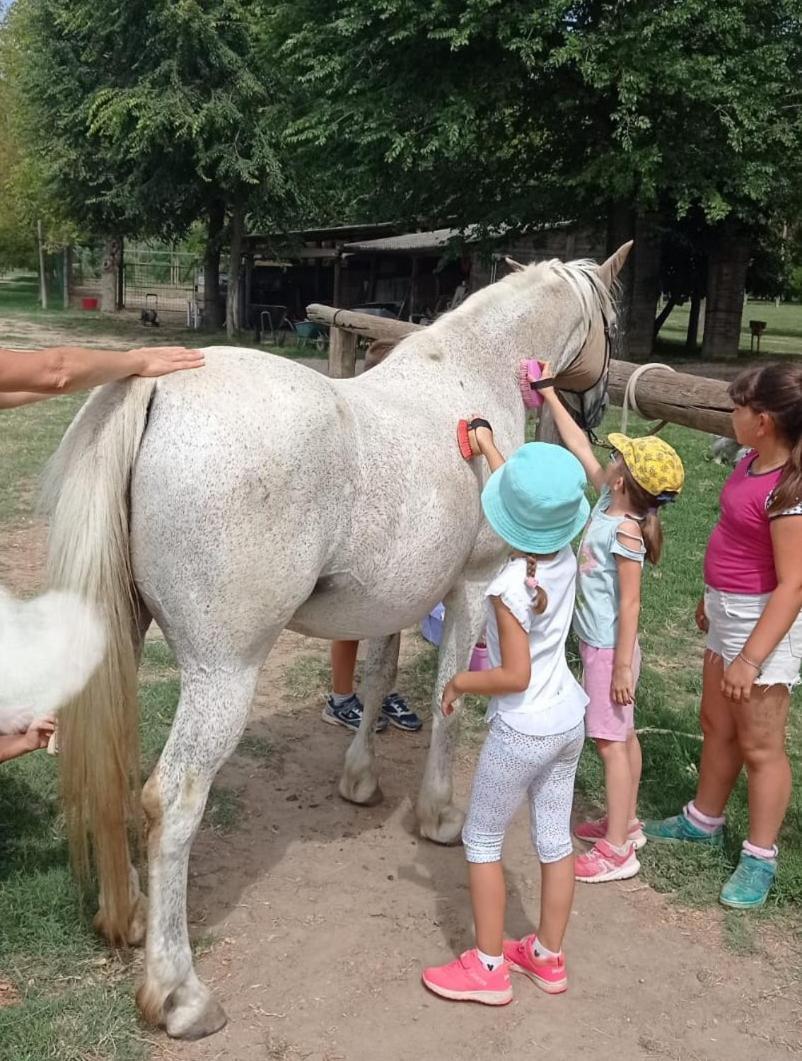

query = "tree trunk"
[[116, 237, 125, 310], [702, 224, 750, 360], [606, 203, 635, 357], [627, 212, 662, 359], [653, 295, 677, 338], [203, 200, 225, 330], [100, 236, 122, 313], [226, 206, 245, 338], [686, 289, 701, 352]]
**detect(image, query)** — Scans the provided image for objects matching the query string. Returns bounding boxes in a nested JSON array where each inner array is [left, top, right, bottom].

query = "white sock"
[[331, 691, 355, 707], [476, 948, 503, 972], [532, 938, 560, 960]]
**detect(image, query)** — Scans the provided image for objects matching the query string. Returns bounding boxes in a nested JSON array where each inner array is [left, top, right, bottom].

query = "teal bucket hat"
[[481, 442, 590, 553]]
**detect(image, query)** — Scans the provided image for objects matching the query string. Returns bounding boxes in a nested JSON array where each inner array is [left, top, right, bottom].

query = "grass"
[[0, 274, 327, 357], [657, 298, 802, 360], [0, 628, 252, 1059], [573, 408, 802, 930], [0, 639, 181, 1061], [0, 393, 85, 523]]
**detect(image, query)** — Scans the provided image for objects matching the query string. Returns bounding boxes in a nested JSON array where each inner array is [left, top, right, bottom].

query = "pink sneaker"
[[503, 934, 567, 994], [421, 949, 513, 1005], [574, 839, 640, 883], [574, 815, 647, 851]]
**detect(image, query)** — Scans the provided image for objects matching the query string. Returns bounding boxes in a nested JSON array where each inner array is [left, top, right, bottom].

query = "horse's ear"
[[504, 256, 525, 272], [597, 241, 633, 287]]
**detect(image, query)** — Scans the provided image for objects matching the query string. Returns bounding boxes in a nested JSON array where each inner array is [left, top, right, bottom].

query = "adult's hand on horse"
[[130, 347, 205, 378]]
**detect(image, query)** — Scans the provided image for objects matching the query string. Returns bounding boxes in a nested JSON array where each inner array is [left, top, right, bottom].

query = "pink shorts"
[[579, 640, 642, 742]]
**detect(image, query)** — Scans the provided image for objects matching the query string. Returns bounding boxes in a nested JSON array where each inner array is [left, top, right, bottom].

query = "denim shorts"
[[704, 586, 802, 687]]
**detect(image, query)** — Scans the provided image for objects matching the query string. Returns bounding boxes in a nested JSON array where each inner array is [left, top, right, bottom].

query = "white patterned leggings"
[[462, 717, 585, 864]]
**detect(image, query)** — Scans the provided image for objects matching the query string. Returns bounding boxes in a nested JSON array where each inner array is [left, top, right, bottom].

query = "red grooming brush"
[[518, 358, 546, 410], [457, 419, 473, 460], [457, 418, 493, 461]]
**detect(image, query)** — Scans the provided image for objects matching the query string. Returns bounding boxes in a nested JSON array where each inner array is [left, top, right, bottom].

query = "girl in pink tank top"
[[646, 363, 802, 910]]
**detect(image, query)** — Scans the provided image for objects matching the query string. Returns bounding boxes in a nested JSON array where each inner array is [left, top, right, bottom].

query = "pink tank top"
[[704, 454, 782, 594]]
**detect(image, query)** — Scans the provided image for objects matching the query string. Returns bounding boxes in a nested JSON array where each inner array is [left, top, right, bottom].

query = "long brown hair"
[[620, 465, 663, 564], [525, 555, 549, 614], [728, 363, 802, 515]]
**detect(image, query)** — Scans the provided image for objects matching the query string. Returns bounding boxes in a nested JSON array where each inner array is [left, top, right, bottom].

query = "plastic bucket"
[[81, 297, 99, 311], [469, 643, 490, 671]]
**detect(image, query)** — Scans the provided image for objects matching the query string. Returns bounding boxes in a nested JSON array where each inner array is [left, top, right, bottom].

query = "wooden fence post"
[[329, 325, 359, 378]]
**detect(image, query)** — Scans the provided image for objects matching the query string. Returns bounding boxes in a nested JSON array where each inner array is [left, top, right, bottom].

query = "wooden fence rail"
[[306, 303, 736, 440]]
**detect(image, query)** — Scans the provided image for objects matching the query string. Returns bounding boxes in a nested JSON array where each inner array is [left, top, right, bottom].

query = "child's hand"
[[22, 717, 55, 752], [441, 678, 460, 716], [611, 664, 634, 706], [467, 416, 494, 458], [538, 362, 557, 397], [695, 597, 709, 633], [721, 657, 756, 703]]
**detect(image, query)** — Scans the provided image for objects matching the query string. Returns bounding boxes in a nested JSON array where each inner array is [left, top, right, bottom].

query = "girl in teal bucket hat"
[[422, 427, 590, 1007]]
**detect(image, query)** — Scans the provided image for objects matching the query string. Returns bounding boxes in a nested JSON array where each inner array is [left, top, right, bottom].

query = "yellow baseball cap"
[[607, 433, 685, 497]]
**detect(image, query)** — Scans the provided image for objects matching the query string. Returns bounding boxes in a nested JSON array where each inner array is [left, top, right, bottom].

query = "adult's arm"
[[0, 345, 204, 408]]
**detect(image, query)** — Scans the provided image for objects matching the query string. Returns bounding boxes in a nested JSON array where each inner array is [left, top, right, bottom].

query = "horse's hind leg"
[[339, 633, 399, 806], [417, 577, 486, 844], [136, 650, 269, 1040]]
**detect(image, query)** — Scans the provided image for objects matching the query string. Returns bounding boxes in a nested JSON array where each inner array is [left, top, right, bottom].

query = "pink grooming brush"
[[518, 358, 546, 409], [456, 420, 473, 460]]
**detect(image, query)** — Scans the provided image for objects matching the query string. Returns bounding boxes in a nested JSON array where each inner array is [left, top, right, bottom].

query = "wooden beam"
[[308, 303, 421, 343], [328, 326, 359, 378], [308, 303, 735, 438], [607, 362, 734, 439]]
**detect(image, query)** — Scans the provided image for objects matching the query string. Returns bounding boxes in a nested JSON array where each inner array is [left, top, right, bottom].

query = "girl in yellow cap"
[[538, 373, 684, 883]]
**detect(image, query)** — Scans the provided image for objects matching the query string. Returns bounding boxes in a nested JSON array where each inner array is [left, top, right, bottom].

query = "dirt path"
[[147, 630, 800, 1061]]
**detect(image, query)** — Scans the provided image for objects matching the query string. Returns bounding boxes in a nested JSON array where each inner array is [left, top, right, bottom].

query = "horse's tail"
[[45, 377, 157, 944]]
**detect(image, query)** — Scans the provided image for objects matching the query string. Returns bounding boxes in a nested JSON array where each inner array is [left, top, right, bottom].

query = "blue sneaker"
[[381, 692, 423, 732], [719, 852, 777, 910], [321, 694, 388, 733], [643, 812, 723, 846]]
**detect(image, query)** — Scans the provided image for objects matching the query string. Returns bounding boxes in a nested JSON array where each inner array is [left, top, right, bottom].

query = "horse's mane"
[[447, 257, 618, 332]]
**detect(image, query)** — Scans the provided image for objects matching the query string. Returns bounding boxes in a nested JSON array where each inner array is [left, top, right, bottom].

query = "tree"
[[271, 0, 802, 357], [9, 0, 294, 330]]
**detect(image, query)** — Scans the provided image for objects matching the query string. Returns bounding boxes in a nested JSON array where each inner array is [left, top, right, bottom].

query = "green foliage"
[[272, 1, 802, 231], [6, 0, 295, 242]]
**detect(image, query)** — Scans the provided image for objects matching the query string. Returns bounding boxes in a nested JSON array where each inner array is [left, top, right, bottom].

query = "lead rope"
[[620, 362, 676, 437]]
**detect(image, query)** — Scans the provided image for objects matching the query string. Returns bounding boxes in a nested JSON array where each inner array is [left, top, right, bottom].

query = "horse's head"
[[496, 241, 633, 430]]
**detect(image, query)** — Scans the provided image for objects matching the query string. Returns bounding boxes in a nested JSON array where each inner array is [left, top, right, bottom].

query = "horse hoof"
[[418, 804, 464, 845], [165, 989, 228, 1041], [339, 773, 384, 807]]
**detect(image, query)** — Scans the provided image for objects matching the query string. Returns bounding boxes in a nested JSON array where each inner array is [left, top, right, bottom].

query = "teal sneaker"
[[643, 812, 723, 846], [719, 852, 776, 910]]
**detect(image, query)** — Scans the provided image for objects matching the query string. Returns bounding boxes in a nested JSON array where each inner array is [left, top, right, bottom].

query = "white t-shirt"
[[484, 551, 588, 736]]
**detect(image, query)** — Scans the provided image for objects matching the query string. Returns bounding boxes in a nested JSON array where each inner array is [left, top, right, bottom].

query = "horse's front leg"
[[339, 633, 400, 806], [417, 576, 487, 844]]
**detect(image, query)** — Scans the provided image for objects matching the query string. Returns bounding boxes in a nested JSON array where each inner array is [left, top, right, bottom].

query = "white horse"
[[46, 245, 630, 1039]]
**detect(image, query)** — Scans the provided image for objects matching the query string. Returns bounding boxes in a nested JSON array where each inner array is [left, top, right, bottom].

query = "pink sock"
[[684, 801, 725, 834], [743, 839, 778, 861]]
